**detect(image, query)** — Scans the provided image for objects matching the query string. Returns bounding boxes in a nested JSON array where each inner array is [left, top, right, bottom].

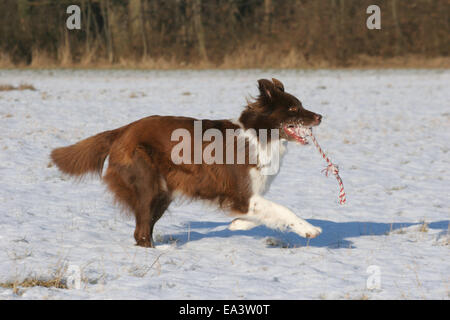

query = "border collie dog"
[[51, 78, 323, 247]]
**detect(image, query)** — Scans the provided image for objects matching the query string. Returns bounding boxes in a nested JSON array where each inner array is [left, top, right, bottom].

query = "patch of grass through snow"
[[0, 83, 36, 91], [0, 277, 68, 296]]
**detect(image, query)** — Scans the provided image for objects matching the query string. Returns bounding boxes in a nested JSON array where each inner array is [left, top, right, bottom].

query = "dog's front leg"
[[242, 195, 322, 238], [229, 218, 261, 231]]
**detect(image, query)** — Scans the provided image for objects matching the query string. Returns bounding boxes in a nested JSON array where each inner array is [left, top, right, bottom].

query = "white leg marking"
[[245, 195, 322, 238], [229, 218, 261, 231]]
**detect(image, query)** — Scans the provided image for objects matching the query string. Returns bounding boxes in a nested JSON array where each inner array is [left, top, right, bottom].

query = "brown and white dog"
[[51, 78, 323, 247]]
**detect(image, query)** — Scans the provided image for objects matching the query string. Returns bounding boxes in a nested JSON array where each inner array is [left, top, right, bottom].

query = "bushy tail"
[[51, 127, 125, 178]]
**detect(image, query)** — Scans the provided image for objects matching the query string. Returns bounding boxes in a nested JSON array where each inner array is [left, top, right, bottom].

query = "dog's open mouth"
[[283, 125, 311, 145]]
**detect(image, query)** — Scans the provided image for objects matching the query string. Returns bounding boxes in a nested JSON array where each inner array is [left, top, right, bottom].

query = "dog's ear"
[[271, 78, 284, 92], [257, 79, 277, 99]]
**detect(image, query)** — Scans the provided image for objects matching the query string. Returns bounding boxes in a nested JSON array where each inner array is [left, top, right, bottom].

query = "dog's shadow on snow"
[[163, 219, 449, 249]]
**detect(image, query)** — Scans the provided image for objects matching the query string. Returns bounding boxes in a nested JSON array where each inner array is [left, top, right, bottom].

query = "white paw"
[[292, 223, 322, 238], [229, 218, 260, 231]]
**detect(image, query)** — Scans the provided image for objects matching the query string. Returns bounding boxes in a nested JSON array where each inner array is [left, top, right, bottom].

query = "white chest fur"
[[230, 122, 286, 195], [249, 139, 287, 195], [231, 119, 288, 195]]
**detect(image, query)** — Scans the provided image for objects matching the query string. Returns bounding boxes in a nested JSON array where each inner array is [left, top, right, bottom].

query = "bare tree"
[[192, 0, 208, 62], [391, 0, 404, 55], [101, 0, 114, 63], [264, 0, 272, 35]]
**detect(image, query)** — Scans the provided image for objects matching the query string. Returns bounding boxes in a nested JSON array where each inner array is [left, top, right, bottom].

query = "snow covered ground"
[[0, 69, 448, 300]]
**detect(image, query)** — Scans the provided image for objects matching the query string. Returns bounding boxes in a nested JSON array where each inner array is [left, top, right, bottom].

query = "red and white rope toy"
[[285, 127, 347, 205], [307, 129, 346, 205]]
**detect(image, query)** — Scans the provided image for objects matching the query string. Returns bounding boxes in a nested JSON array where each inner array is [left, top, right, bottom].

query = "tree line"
[[0, 0, 448, 68]]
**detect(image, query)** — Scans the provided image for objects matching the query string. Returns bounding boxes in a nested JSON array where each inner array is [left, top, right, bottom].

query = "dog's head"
[[240, 78, 322, 144]]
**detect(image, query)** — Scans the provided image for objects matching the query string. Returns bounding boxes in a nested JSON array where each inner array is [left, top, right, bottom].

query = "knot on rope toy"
[[322, 163, 339, 177]]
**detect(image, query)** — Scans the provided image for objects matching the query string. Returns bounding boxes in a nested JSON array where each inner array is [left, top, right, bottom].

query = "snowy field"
[[0, 69, 448, 300]]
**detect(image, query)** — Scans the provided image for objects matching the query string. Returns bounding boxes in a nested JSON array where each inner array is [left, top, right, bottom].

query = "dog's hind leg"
[[148, 192, 171, 246], [131, 150, 170, 248], [104, 164, 153, 247], [105, 147, 169, 248], [134, 205, 155, 247]]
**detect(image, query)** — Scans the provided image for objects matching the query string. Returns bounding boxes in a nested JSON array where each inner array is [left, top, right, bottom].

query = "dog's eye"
[[288, 106, 299, 112]]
